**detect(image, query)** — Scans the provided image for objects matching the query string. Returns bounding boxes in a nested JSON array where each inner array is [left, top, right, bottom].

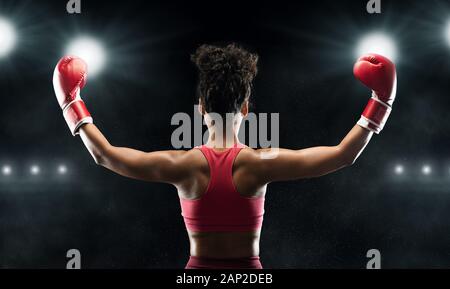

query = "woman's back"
[[178, 145, 267, 263]]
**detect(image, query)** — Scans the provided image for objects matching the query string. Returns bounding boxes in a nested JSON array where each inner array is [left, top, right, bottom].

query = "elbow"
[[92, 151, 106, 166], [337, 146, 358, 167], [342, 151, 360, 167], [343, 156, 357, 167], [90, 147, 110, 166], [93, 154, 105, 166]]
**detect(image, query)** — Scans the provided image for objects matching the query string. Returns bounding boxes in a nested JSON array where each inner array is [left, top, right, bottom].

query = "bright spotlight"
[[2, 165, 12, 176], [421, 165, 432, 176], [446, 20, 450, 47], [58, 165, 67, 175], [30, 165, 40, 175], [65, 36, 106, 77], [394, 165, 404, 175], [0, 17, 16, 58], [356, 33, 397, 61]]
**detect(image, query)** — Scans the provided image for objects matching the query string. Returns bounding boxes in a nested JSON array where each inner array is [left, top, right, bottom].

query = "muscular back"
[[176, 147, 267, 201], [176, 146, 267, 259]]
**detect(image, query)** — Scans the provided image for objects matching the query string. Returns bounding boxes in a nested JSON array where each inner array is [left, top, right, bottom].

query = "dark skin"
[[79, 100, 372, 259]]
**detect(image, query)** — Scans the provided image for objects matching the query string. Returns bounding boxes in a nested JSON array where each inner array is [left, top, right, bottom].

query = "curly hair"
[[191, 43, 258, 116]]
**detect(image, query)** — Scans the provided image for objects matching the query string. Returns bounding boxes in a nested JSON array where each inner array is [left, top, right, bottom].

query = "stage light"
[[2, 165, 12, 176], [65, 36, 106, 77], [0, 17, 16, 58], [394, 165, 404, 175], [421, 165, 431, 175], [30, 165, 40, 175], [58, 165, 67, 175], [446, 20, 450, 47], [356, 33, 397, 61]]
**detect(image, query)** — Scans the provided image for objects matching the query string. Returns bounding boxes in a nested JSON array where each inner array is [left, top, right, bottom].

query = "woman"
[[52, 43, 396, 269]]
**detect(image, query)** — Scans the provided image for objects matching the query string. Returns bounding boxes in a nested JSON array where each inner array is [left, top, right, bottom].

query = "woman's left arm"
[[53, 56, 190, 185]]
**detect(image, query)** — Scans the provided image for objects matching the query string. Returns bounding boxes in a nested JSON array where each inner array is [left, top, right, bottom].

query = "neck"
[[203, 112, 244, 148], [206, 126, 240, 148]]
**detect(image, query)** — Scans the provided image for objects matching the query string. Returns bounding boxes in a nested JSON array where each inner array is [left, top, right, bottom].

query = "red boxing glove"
[[353, 53, 397, 134], [53, 56, 93, 135]]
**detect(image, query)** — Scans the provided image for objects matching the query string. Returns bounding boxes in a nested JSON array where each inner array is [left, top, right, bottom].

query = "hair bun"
[[191, 43, 258, 115]]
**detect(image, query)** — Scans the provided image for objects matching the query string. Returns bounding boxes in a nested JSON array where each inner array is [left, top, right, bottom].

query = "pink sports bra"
[[179, 143, 265, 232]]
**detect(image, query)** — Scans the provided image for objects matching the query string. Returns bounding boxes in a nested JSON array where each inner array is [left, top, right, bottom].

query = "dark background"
[[1, 0, 450, 268]]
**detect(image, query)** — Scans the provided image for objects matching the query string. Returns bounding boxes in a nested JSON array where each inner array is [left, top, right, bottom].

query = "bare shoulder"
[[234, 147, 276, 189], [235, 147, 291, 183], [170, 148, 208, 172], [236, 147, 283, 163], [235, 147, 267, 171], [170, 148, 209, 194], [235, 147, 259, 160]]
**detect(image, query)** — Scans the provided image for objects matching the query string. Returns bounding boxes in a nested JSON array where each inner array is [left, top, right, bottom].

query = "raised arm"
[[52, 56, 191, 185], [253, 125, 373, 184], [78, 124, 190, 183], [253, 125, 372, 182], [250, 53, 397, 183]]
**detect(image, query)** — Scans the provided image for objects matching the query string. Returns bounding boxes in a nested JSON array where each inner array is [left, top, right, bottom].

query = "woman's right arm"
[[252, 125, 372, 183], [250, 53, 397, 184]]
